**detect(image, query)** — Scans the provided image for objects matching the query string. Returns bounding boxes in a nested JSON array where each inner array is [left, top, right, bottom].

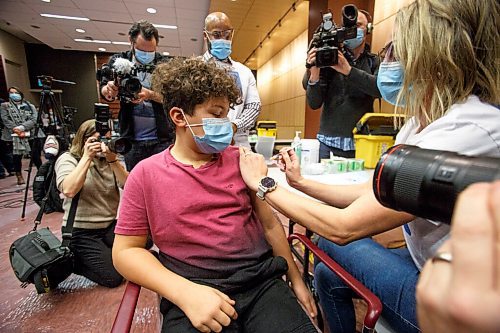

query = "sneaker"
[[43, 135, 60, 159]]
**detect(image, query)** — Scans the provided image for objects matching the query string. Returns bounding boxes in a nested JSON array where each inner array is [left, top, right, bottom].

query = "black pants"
[[4, 138, 43, 172], [124, 139, 171, 171], [67, 221, 123, 288], [0, 139, 14, 174], [161, 278, 317, 333], [319, 142, 355, 159]]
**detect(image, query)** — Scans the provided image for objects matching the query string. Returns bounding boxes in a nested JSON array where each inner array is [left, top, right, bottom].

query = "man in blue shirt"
[[100, 20, 174, 170]]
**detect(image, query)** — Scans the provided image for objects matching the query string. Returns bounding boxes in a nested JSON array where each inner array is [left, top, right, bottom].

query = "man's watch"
[[256, 176, 278, 200]]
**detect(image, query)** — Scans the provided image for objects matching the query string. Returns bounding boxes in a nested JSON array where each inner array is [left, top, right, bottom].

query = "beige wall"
[[257, 30, 308, 140], [0, 29, 35, 102]]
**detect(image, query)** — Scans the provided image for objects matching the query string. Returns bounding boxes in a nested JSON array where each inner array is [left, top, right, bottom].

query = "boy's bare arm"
[[251, 193, 318, 318]]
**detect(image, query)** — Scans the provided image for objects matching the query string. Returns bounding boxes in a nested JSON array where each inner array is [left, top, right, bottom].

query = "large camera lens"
[[342, 5, 358, 28], [107, 137, 132, 155], [373, 144, 500, 224], [121, 77, 142, 94]]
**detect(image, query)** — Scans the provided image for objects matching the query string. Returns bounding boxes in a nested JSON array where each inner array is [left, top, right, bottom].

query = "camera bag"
[[9, 184, 80, 294]]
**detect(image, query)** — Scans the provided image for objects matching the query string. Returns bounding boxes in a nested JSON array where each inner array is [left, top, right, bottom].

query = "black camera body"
[[96, 59, 142, 103], [310, 5, 358, 68], [373, 144, 500, 224], [94, 103, 131, 154]]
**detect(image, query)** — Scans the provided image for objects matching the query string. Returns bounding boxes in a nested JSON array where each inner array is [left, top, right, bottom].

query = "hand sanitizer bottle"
[[292, 131, 302, 165]]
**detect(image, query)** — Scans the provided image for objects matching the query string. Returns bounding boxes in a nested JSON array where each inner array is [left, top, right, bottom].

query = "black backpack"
[[33, 159, 63, 213]]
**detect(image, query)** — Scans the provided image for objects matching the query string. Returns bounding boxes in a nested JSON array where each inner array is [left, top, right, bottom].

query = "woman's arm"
[[113, 234, 238, 332], [1, 103, 18, 131], [101, 143, 128, 187], [240, 148, 413, 244], [277, 147, 371, 208], [251, 194, 317, 318], [19, 103, 37, 131], [57, 137, 101, 198]]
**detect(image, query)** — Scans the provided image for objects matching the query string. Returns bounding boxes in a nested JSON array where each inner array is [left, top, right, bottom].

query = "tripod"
[[21, 76, 73, 218]]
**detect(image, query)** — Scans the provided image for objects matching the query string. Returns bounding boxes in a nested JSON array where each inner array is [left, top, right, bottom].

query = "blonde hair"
[[394, 0, 499, 126], [70, 119, 96, 158]]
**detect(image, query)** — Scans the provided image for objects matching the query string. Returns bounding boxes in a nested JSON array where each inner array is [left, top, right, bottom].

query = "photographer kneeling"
[[55, 119, 128, 288]]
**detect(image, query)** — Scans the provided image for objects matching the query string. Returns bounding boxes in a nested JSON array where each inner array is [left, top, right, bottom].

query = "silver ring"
[[432, 251, 452, 264]]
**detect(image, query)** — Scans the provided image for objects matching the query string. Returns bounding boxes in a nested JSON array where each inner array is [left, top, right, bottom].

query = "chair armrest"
[[288, 233, 383, 332], [110, 281, 142, 333]]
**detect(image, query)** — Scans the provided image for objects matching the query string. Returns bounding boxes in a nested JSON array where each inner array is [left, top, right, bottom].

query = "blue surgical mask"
[[182, 110, 233, 154], [343, 28, 365, 50], [134, 48, 155, 64], [377, 61, 405, 106], [209, 39, 232, 60], [9, 93, 22, 102]]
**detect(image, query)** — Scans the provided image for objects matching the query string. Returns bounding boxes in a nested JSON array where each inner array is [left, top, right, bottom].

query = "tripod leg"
[[21, 92, 48, 219]]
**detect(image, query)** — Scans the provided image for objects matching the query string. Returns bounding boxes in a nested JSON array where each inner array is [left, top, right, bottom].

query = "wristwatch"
[[256, 176, 278, 200]]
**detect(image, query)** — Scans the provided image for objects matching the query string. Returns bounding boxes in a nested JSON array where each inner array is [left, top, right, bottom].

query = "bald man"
[[203, 12, 261, 148], [303, 10, 381, 159]]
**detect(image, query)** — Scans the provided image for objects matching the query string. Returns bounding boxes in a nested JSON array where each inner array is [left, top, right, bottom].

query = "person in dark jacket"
[[303, 10, 381, 159], [100, 20, 174, 171]]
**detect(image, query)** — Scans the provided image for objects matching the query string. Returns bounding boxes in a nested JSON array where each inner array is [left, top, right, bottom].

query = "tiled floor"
[[0, 162, 160, 333]]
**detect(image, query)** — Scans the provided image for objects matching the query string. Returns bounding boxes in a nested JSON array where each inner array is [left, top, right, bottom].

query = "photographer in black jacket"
[[99, 20, 174, 171], [303, 9, 381, 159]]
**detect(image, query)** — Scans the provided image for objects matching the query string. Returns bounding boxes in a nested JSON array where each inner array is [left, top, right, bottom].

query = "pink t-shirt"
[[116, 146, 271, 277]]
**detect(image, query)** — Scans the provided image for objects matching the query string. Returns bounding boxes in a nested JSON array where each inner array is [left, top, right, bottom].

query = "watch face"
[[261, 177, 276, 188]]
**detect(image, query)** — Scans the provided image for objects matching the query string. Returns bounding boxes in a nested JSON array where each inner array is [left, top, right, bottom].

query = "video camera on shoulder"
[[308, 4, 358, 68], [96, 58, 142, 102], [94, 103, 132, 154]]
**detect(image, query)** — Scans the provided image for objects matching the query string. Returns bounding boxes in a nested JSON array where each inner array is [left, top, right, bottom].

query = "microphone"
[[113, 58, 135, 75]]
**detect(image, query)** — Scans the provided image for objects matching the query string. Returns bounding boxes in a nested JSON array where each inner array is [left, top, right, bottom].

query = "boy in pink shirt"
[[113, 57, 317, 333]]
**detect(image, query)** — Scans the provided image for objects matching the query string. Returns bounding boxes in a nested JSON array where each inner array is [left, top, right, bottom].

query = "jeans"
[[67, 221, 123, 288], [319, 142, 355, 159], [314, 237, 420, 333], [124, 139, 171, 171]]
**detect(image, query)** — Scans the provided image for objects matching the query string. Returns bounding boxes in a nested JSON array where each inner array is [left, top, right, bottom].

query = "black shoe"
[[7, 172, 15, 177], [0, 174, 5, 179]]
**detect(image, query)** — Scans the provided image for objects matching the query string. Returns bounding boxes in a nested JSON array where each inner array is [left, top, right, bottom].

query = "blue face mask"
[[182, 111, 233, 154], [9, 93, 22, 102], [343, 28, 365, 50], [377, 61, 405, 106], [134, 48, 155, 64], [209, 39, 232, 60]]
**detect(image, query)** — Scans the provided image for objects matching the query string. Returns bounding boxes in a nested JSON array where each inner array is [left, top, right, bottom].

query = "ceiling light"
[[75, 28, 85, 33], [98, 47, 106, 52], [74, 38, 111, 44], [162, 51, 170, 56], [153, 24, 177, 30], [111, 41, 130, 45], [147, 8, 157, 14], [42, 0, 51, 2], [41, 14, 90, 21]]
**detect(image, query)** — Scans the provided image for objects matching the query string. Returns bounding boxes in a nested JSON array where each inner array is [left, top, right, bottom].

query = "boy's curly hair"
[[151, 57, 242, 120]]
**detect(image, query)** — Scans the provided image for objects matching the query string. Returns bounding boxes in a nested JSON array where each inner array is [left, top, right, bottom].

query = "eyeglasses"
[[205, 29, 233, 40]]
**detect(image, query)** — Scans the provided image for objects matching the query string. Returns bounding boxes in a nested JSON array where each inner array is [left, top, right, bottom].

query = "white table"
[[267, 166, 372, 199]]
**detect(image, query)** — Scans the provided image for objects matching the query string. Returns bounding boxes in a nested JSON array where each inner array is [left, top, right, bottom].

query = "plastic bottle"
[[292, 131, 302, 165]]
